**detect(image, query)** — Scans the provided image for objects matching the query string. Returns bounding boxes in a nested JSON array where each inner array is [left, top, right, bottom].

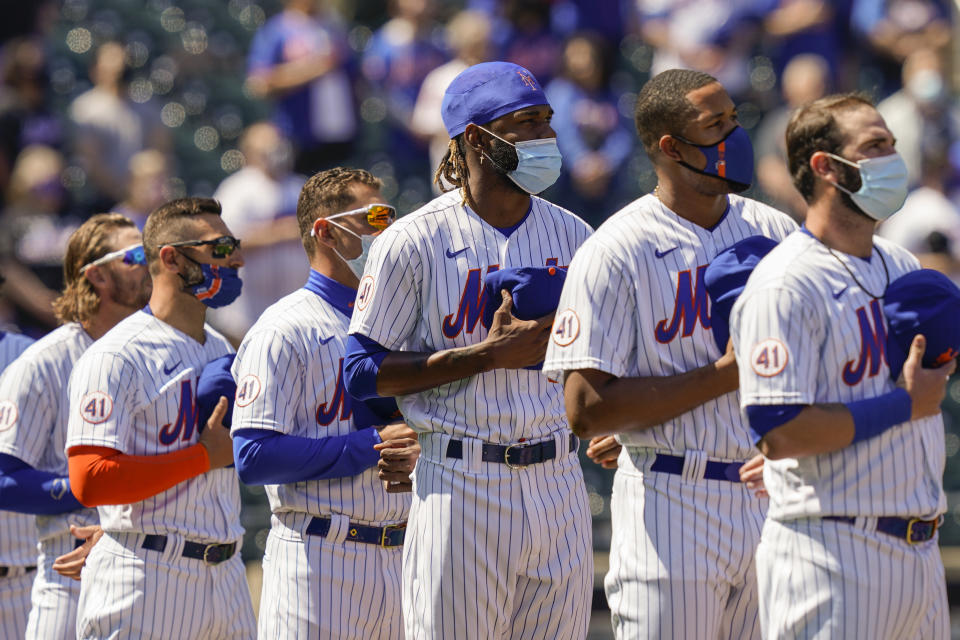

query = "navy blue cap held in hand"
[[883, 268, 960, 381], [197, 354, 237, 432], [441, 61, 550, 139], [482, 266, 567, 370], [704, 235, 779, 352]]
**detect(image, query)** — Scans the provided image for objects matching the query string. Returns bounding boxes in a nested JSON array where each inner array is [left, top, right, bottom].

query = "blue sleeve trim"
[[0, 453, 84, 515], [745, 404, 806, 443], [232, 428, 381, 485], [344, 334, 391, 401], [847, 388, 912, 444]]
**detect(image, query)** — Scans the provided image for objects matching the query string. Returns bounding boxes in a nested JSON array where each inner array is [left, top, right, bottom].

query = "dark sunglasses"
[[164, 236, 241, 258], [80, 244, 147, 273]]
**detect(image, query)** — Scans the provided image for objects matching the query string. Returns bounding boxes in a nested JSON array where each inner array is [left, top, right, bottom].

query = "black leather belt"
[[824, 515, 942, 544], [0, 566, 35, 578], [649, 453, 744, 482], [306, 516, 405, 548], [141, 534, 237, 565], [446, 434, 578, 469]]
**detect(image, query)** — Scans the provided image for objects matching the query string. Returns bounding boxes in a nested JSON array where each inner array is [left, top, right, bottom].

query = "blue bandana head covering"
[[441, 61, 549, 139]]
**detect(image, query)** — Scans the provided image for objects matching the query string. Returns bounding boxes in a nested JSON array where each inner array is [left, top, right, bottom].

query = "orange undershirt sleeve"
[[67, 444, 211, 507]]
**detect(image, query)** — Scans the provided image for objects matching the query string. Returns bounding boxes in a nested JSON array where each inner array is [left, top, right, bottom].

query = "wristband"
[[847, 388, 912, 444]]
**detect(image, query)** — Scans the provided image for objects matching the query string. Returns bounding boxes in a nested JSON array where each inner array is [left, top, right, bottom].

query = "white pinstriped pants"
[[257, 512, 404, 639], [757, 517, 948, 639], [75, 532, 255, 640], [0, 565, 34, 640], [25, 531, 82, 639], [403, 431, 593, 640], [605, 448, 766, 640]]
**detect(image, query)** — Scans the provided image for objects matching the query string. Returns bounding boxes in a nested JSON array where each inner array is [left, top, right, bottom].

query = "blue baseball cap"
[[197, 354, 237, 431], [704, 235, 779, 352], [441, 61, 550, 139], [482, 266, 567, 370], [883, 269, 960, 380]]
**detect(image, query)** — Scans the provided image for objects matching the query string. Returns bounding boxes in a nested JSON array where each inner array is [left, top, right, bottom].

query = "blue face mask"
[[183, 260, 243, 309], [673, 125, 754, 192], [478, 126, 563, 194]]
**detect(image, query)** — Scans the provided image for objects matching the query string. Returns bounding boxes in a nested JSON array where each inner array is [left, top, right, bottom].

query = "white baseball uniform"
[[65, 310, 255, 640], [731, 230, 948, 639], [543, 193, 797, 639], [0, 323, 100, 639], [0, 330, 37, 640], [349, 190, 594, 640], [231, 279, 409, 638]]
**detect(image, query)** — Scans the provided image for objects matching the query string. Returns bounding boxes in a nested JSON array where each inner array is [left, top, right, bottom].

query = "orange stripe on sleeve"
[[67, 444, 211, 507]]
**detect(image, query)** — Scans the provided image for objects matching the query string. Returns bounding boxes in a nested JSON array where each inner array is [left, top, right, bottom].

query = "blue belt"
[[446, 434, 578, 469], [305, 516, 406, 548], [141, 534, 236, 565], [649, 453, 744, 482], [823, 515, 942, 545]]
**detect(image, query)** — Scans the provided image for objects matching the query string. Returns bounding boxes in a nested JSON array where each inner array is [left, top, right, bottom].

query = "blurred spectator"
[[247, 0, 357, 176], [500, 0, 564, 86], [878, 149, 960, 281], [0, 145, 76, 333], [545, 33, 634, 226], [549, 0, 634, 44], [637, 0, 765, 101], [760, 0, 851, 83], [851, 0, 951, 96], [755, 54, 830, 220], [68, 41, 168, 209], [0, 38, 63, 202], [111, 150, 172, 230], [877, 47, 960, 187], [362, 0, 446, 182], [411, 9, 492, 192], [207, 122, 306, 344]]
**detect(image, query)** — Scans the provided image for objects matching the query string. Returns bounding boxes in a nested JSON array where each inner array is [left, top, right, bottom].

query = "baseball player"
[[344, 61, 594, 639], [0, 213, 150, 639], [230, 167, 414, 638], [731, 93, 952, 639], [65, 197, 256, 640], [542, 69, 797, 640], [0, 273, 36, 640]]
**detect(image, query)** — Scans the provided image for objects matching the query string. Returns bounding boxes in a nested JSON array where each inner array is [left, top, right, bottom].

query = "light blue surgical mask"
[[825, 151, 909, 221], [478, 126, 563, 194], [328, 222, 376, 279]]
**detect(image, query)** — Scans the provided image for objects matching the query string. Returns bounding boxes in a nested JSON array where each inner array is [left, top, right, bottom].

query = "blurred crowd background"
[[2, 0, 960, 609]]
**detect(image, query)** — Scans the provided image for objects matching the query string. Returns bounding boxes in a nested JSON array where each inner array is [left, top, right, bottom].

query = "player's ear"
[[463, 124, 484, 155], [83, 265, 107, 288], [157, 246, 180, 273], [658, 135, 683, 161], [313, 218, 336, 248], [809, 151, 836, 181]]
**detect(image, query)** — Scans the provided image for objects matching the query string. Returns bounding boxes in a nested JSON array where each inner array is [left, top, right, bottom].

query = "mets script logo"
[[655, 265, 711, 343], [842, 299, 887, 386], [316, 358, 353, 426], [158, 380, 198, 445], [516, 71, 538, 90], [443, 265, 500, 338]]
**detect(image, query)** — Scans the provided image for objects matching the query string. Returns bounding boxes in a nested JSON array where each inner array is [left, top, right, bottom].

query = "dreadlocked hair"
[[434, 135, 469, 194]]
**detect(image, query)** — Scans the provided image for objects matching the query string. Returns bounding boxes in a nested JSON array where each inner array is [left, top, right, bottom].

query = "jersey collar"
[[304, 270, 357, 318]]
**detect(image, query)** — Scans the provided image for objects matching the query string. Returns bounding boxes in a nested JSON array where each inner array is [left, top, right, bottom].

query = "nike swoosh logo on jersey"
[[445, 247, 469, 258], [832, 285, 849, 299], [319, 336, 334, 345], [654, 246, 678, 259], [163, 360, 182, 375]]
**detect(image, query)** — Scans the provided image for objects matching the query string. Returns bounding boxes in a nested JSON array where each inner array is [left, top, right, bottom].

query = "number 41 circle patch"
[[750, 338, 789, 377], [79, 391, 113, 424], [552, 309, 580, 347]]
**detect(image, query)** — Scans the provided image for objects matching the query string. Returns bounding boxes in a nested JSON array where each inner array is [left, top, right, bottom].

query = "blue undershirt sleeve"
[[745, 404, 806, 444], [344, 334, 392, 401], [0, 453, 84, 514], [232, 427, 382, 486]]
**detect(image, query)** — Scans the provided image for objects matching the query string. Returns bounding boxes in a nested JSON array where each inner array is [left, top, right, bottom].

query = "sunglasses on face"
[[330, 204, 396, 230], [164, 236, 242, 258], [80, 244, 146, 273]]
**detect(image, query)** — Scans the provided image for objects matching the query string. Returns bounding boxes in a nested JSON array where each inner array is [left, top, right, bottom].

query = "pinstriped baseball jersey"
[[65, 310, 242, 542], [543, 193, 797, 458], [348, 190, 592, 442], [0, 331, 36, 567], [0, 323, 99, 543], [231, 288, 408, 523], [731, 231, 944, 520]]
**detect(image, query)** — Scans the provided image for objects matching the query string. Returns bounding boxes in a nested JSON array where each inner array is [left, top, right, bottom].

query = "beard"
[[483, 137, 524, 194], [832, 160, 869, 218]]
